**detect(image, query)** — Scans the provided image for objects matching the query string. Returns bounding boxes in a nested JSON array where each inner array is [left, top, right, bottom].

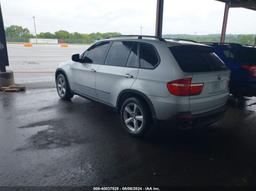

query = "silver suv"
[[55, 36, 230, 136]]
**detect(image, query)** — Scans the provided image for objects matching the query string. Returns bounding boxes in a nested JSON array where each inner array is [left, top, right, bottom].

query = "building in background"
[[29, 38, 58, 44]]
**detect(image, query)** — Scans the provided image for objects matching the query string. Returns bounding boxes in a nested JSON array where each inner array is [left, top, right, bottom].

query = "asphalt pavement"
[[1, 87, 256, 187], [7, 43, 87, 84]]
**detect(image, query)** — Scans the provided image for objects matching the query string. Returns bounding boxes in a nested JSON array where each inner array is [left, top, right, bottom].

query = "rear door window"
[[139, 43, 159, 69], [105, 41, 135, 67], [170, 45, 227, 72], [126, 42, 139, 68]]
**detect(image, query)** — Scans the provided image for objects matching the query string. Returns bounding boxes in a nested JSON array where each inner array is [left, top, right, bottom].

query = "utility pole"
[[0, 2, 8, 72], [32, 16, 38, 44], [140, 25, 143, 35]]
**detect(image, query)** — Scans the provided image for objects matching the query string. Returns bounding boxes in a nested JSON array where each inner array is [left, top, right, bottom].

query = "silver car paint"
[[56, 38, 230, 120], [96, 65, 139, 106], [70, 63, 99, 98]]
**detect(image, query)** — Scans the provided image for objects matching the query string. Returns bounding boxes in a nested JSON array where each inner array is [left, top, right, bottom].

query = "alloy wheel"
[[57, 75, 66, 97], [123, 103, 144, 133]]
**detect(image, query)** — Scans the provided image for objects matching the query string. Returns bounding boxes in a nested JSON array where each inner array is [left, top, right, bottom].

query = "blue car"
[[209, 43, 256, 97]]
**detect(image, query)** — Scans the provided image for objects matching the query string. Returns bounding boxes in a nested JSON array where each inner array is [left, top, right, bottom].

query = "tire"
[[56, 73, 74, 100], [120, 97, 151, 136]]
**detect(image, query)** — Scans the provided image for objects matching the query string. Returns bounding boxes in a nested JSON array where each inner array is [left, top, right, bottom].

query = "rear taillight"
[[167, 77, 204, 96], [241, 65, 256, 77]]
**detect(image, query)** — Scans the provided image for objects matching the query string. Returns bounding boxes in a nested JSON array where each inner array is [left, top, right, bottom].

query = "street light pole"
[[32, 16, 38, 44], [0, 2, 8, 72]]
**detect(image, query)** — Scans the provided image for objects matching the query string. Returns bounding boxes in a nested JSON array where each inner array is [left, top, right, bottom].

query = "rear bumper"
[[161, 105, 227, 129]]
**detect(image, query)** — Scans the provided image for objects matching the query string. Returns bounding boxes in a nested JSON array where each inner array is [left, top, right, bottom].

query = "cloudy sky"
[[1, 0, 256, 35]]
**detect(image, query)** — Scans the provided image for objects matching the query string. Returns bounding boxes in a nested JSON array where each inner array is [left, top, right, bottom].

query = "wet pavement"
[[7, 44, 88, 84], [1, 88, 256, 187]]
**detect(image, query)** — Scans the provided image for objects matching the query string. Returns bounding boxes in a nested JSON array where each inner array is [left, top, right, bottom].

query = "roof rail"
[[107, 35, 166, 42], [164, 38, 198, 43], [201, 42, 243, 46]]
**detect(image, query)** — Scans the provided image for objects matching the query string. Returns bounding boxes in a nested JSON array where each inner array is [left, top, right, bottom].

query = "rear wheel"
[[120, 97, 151, 136], [56, 73, 74, 100]]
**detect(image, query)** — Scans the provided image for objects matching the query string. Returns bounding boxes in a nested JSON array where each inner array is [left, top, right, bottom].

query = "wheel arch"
[[116, 89, 156, 120], [55, 68, 68, 80], [55, 68, 73, 91]]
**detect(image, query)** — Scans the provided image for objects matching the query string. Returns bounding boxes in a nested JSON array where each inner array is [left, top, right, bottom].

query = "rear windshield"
[[170, 45, 227, 73], [223, 47, 256, 65]]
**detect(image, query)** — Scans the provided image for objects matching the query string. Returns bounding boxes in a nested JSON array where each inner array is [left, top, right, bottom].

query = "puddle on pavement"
[[16, 120, 90, 151], [17, 125, 72, 150]]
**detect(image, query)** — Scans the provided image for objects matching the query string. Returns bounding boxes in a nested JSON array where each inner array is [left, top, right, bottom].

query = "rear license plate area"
[[211, 81, 226, 92]]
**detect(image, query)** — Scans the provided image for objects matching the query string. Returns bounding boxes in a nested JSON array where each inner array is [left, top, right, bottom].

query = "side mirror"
[[71, 54, 81, 62]]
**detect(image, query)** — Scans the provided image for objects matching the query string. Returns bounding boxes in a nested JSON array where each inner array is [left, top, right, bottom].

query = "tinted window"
[[140, 43, 159, 69], [223, 47, 256, 65], [170, 45, 227, 72], [83, 41, 110, 64], [126, 43, 139, 68], [223, 49, 235, 59], [105, 41, 134, 67]]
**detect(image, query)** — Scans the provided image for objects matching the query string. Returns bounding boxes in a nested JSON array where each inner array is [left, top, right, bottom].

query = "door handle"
[[124, 74, 133, 78], [90, 69, 96, 72]]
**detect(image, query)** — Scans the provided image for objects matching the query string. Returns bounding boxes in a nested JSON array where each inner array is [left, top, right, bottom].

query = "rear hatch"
[[224, 47, 256, 82], [170, 45, 230, 114]]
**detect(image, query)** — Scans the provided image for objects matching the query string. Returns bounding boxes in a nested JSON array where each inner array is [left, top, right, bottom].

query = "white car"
[[55, 36, 230, 136]]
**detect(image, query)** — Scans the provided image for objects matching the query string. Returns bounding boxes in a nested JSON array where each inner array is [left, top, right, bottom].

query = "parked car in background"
[[209, 43, 256, 97], [55, 36, 230, 136]]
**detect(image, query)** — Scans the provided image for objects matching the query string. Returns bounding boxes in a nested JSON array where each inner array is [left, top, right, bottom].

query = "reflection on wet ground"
[[1, 89, 256, 186]]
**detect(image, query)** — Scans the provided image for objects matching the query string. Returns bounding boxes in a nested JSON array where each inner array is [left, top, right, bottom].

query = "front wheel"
[[56, 73, 74, 100], [120, 97, 151, 136]]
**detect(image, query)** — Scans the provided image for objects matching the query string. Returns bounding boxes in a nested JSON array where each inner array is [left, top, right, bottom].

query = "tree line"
[[5, 25, 121, 44], [163, 34, 256, 46], [5, 25, 256, 45]]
